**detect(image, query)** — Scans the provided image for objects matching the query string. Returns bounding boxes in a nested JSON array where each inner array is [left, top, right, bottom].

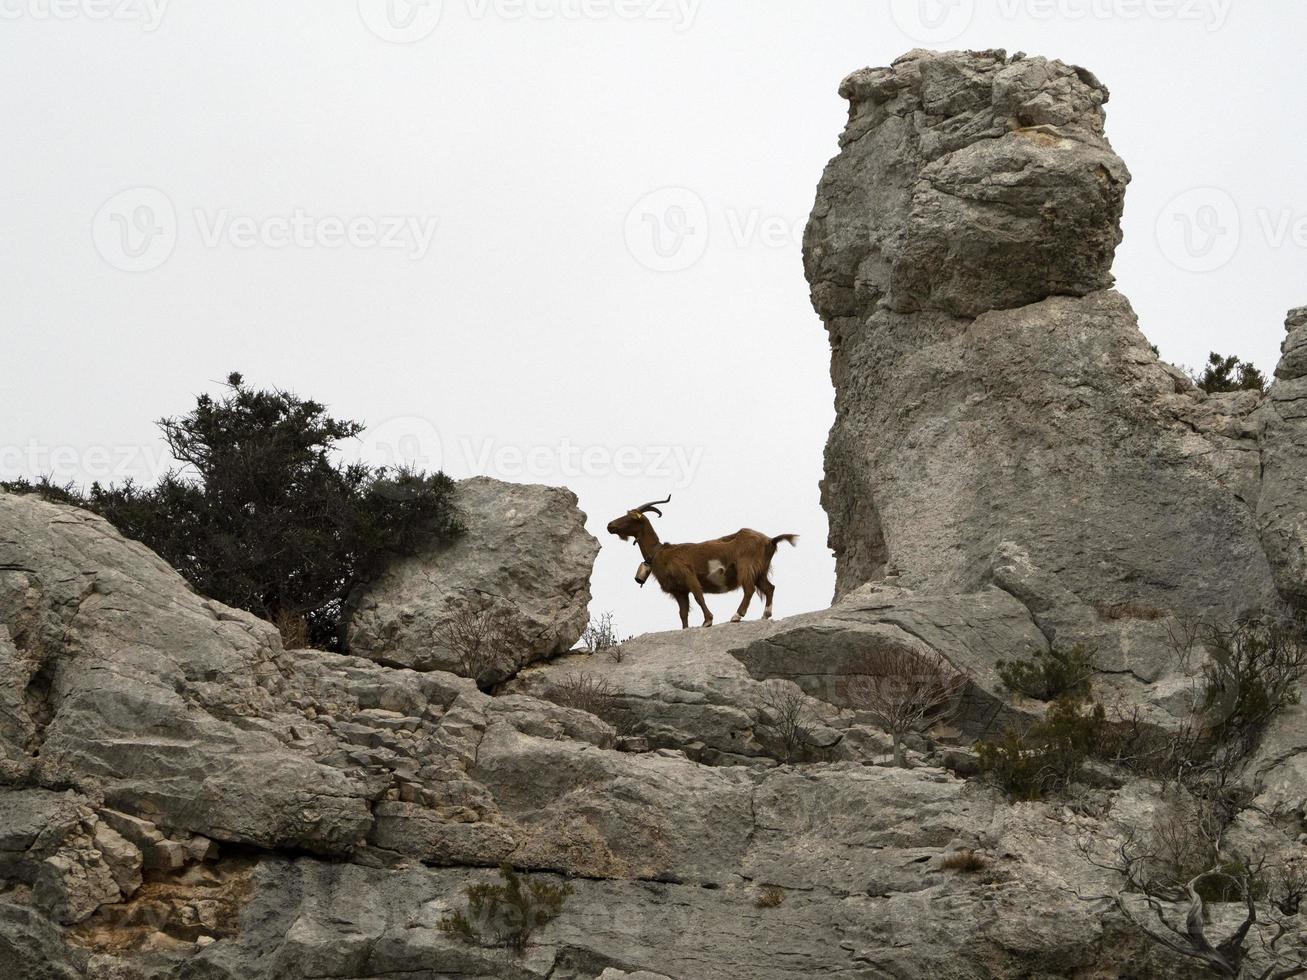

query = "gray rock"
[[0, 901, 85, 980], [345, 477, 600, 682], [0, 492, 375, 857], [1259, 306, 1307, 608], [803, 50, 1288, 626], [805, 49, 1126, 324]]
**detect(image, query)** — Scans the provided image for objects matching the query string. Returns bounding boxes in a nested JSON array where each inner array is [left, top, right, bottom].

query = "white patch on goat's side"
[[705, 560, 728, 588]]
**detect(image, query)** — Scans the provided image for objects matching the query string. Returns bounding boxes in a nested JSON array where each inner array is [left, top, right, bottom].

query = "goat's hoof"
[[702, 620, 714, 628], [730, 614, 742, 623], [762, 611, 773, 620]]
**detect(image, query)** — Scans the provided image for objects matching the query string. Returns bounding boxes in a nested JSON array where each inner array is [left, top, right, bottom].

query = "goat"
[[606, 496, 798, 629]]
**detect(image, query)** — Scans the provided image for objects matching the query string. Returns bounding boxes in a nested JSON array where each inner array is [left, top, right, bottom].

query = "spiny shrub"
[[977, 698, 1106, 800], [996, 645, 1095, 702], [755, 885, 785, 908], [439, 865, 572, 952]]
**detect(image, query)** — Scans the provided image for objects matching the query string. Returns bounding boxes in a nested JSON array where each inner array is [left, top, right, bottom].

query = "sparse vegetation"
[[545, 672, 635, 737], [758, 681, 817, 763], [1196, 616, 1307, 760], [438, 591, 529, 691], [755, 885, 785, 908], [438, 865, 572, 952], [842, 648, 968, 768], [996, 645, 1095, 702], [1083, 824, 1307, 978], [581, 611, 619, 654], [1192, 352, 1267, 394], [939, 849, 988, 873], [1, 374, 463, 649], [977, 698, 1106, 800]]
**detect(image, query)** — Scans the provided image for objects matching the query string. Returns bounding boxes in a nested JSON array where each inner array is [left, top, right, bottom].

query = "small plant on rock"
[[842, 648, 968, 768], [939, 849, 988, 873], [977, 698, 1106, 800], [755, 885, 785, 908], [758, 681, 817, 763], [438, 591, 530, 691], [546, 672, 635, 737], [581, 611, 619, 656], [996, 645, 1095, 702], [438, 865, 572, 953], [1196, 615, 1306, 759]]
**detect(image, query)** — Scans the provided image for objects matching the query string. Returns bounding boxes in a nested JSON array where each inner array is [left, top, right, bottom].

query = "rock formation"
[[3, 48, 1307, 980], [345, 476, 599, 681], [804, 48, 1291, 624], [1259, 307, 1307, 608]]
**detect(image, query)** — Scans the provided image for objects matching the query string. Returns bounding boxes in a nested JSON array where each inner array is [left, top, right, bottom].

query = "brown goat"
[[606, 496, 798, 629]]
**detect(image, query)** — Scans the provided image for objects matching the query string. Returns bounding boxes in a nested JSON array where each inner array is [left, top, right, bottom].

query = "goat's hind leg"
[[675, 593, 691, 629], [731, 583, 755, 623], [757, 577, 775, 620]]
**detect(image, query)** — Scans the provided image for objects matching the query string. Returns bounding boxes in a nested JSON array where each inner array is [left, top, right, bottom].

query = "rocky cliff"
[[3, 48, 1307, 980], [804, 48, 1295, 625]]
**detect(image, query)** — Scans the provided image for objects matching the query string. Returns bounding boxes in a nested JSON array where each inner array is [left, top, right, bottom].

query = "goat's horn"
[[635, 494, 671, 517]]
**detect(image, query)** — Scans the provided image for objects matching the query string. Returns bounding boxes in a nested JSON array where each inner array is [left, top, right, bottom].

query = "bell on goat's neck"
[[635, 562, 653, 586]]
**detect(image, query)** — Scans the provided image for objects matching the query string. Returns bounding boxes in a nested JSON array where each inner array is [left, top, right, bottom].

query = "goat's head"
[[606, 496, 670, 542]]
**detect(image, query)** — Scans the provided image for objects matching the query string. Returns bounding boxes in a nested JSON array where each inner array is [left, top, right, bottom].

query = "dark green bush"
[[1192, 352, 1266, 393], [439, 865, 572, 951], [3, 374, 462, 649], [996, 645, 1095, 702], [977, 698, 1105, 800]]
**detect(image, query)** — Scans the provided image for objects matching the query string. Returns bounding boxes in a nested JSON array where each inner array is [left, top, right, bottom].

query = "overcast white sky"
[[3, 1, 1304, 639]]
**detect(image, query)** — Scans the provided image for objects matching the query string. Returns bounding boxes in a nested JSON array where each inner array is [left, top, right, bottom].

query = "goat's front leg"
[[731, 584, 755, 623], [688, 578, 713, 627], [675, 593, 691, 629]]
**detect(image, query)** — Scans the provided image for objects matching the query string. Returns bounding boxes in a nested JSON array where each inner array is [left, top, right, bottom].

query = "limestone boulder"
[[345, 477, 600, 683]]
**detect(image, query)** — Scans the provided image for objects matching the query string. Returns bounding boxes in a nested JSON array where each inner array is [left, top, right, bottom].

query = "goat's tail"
[[770, 533, 799, 549]]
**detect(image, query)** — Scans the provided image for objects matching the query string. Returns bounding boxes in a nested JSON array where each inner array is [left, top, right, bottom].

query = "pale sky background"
[[3, 1, 1304, 640]]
